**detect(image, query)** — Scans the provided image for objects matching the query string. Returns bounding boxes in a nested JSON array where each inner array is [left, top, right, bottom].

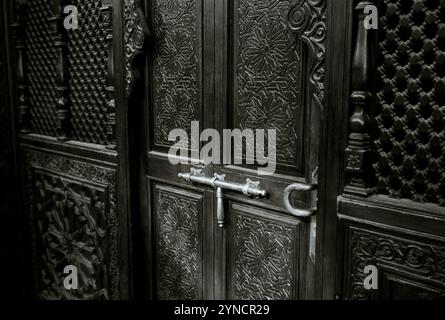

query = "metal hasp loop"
[[283, 183, 318, 218], [178, 169, 267, 228]]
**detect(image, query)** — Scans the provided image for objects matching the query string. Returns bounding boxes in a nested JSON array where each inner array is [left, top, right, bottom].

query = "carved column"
[[49, 0, 70, 141], [344, 1, 375, 196], [100, 0, 116, 149], [11, 0, 31, 133]]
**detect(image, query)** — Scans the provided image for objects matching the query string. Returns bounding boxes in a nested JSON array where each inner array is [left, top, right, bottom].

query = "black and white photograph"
[[0, 0, 444, 309]]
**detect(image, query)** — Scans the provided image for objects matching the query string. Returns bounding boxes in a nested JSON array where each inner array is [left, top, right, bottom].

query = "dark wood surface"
[[1, 0, 443, 300], [0, 0, 24, 299], [336, 0, 445, 300], [1, 0, 136, 299]]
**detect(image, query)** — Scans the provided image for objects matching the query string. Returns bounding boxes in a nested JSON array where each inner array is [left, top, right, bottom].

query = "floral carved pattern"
[[235, 0, 303, 167], [153, 0, 200, 147], [348, 227, 445, 300], [26, 151, 119, 300], [346, 154, 362, 172], [155, 187, 201, 300], [124, 0, 150, 96], [232, 213, 297, 300], [288, 0, 327, 108], [35, 173, 108, 299]]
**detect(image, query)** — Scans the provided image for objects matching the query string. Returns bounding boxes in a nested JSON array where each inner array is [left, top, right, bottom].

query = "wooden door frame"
[[314, 0, 354, 299], [1, 0, 27, 299]]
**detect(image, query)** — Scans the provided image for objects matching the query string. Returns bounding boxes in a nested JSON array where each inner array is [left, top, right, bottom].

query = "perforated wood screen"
[[27, 0, 59, 137], [67, 0, 109, 145], [374, 0, 445, 206], [25, 0, 109, 145]]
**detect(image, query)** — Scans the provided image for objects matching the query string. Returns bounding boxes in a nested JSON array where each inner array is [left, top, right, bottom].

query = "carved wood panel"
[[373, 0, 445, 205], [231, 0, 304, 171], [229, 204, 300, 300], [154, 184, 203, 300], [345, 224, 445, 300], [152, 0, 202, 149], [26, 150, 119, 300]]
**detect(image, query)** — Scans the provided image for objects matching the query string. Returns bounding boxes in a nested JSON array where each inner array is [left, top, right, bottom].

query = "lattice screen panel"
[[24, 0, 109, 145], [26, 0, 59, 137], [374, 0, 445, 206], [67, 0, 109, 145]]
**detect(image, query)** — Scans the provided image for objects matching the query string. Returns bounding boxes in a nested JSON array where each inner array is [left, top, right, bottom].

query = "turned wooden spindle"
[[49, 0, 71, 141], [100, 0, 116, 149], [11, 0, 31, 133], [344, 1, 376, 196]]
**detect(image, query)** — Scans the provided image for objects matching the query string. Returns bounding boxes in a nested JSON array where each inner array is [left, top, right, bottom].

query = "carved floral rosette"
[[25, 150, 120, 300]]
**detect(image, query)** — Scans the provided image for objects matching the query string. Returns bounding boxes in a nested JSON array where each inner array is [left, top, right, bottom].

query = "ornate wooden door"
[[5, 0, 443, 301], [139, 0, 327, 300], [4, 0, 331, 300], [4, 0, 136, 299]]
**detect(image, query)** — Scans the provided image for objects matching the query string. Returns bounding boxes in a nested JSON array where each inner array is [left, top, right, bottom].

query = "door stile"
[[313, 0, 353, 300], [213, 0, 228, 300]]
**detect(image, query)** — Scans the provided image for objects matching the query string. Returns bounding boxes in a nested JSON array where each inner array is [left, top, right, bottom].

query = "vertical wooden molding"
[[344, 1, 375, 196], [288, 0, 327, 114], [49, 0, 70, 141], [11, 0, 31, 133], [100, 0, 116, 149], [288, 0, 327, 187], [124, 0, 150, 97]]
